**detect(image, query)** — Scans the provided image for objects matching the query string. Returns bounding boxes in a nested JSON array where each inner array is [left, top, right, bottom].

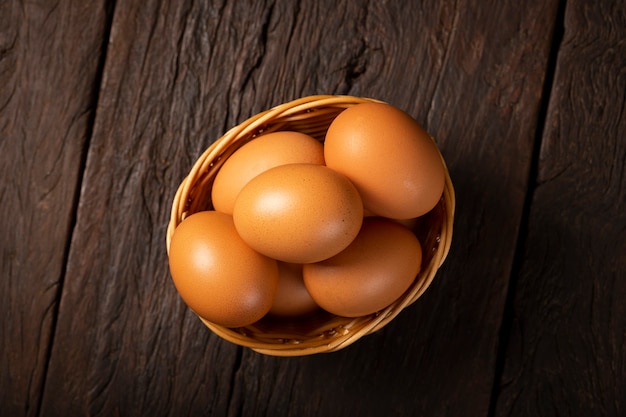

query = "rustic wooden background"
[[1, 0, 624, 416]]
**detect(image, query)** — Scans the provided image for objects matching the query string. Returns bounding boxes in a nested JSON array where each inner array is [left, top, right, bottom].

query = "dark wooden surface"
[[1, 0, 624, 416]]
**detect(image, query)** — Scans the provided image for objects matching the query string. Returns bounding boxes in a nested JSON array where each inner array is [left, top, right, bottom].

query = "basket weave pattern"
[[166, 95, 455, 356]]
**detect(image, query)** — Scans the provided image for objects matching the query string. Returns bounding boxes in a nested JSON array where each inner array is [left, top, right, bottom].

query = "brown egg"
[[324, 102, 445, 219], [268, 262, 320, 317], [233, 163, 363, 263], [391, 217, 419, 231], [211, 131, 325, 214], [168, 210, 279, 328], [364, 208, 419, 231], [302, 217, 422, 317]]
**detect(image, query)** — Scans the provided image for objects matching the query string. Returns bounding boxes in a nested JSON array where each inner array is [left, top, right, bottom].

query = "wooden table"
[[2, 1, 624, 416]]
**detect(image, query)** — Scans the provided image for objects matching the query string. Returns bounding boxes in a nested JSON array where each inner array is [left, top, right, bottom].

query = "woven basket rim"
[[166, 94, 455, 356]]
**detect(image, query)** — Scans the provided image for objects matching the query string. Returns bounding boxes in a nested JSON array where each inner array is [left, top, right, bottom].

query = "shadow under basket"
[[166, 95, 455, 356]]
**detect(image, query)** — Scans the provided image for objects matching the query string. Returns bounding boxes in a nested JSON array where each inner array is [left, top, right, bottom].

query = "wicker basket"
[[166, 95, 455, 356]]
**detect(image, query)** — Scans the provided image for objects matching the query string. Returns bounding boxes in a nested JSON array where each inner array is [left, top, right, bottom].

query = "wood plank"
[[40, 0, 558, 415], [494, 0, 626, 415], [0, 1, 112, 416]]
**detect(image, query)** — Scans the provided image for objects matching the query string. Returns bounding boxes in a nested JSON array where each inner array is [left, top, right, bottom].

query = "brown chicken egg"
[[324, 102, 445, 219], [268, 262, 320, 317], [233, 163, 363, 263], [363, 208, 419, 231], [211, 131, 325, 214], [168, 210, 279, 328], [302, 217, 422, 317]]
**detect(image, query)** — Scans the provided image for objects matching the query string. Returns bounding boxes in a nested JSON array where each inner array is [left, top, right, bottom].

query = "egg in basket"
[[166, 95, 455, 356]]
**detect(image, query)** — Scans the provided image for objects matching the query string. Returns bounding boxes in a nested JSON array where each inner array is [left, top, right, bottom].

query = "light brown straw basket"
[[166, 95, 455, 356]]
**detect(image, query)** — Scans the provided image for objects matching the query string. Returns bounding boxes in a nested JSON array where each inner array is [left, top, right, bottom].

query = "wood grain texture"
[[494, 1, 626, 415], [0, 1, 111, 416], [38, 0, 557, 416]]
